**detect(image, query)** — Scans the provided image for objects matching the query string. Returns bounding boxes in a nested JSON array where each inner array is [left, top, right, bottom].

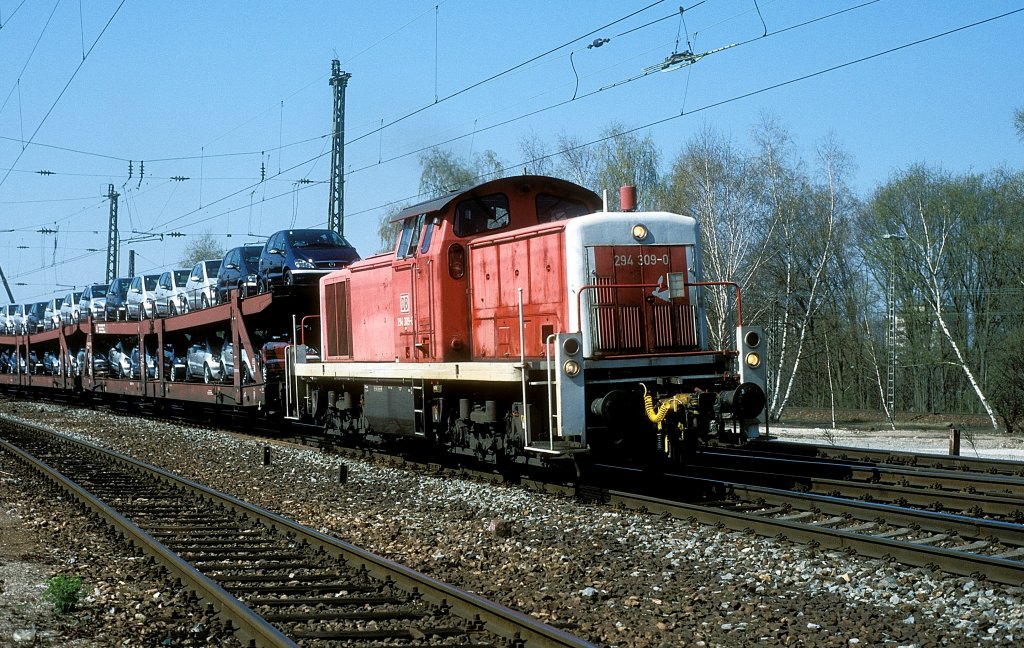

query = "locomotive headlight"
[[745, 351, 762, 369], [631, 223, 649, 241], [562, 337, 580, 356], [563, 359, 581, 377]]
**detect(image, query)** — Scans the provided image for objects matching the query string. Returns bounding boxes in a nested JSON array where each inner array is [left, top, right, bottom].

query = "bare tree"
[[518, 131, 555, 176], [910, 198, 998, 428], [766, 134, 850, 422], [180, 230, 224, 268], [553, 132, 598, 190], [593, 123, 661, 210], [662, 126, 770, 348]]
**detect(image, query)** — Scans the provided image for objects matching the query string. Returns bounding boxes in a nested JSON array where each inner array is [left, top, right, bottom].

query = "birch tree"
[[662, 126, 770, 347], [761, 131, 849, 422]]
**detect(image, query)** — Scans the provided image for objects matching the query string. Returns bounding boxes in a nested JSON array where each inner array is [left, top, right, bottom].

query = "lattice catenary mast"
[[105, 183, 119, 283], [327, 60, 352, 236]]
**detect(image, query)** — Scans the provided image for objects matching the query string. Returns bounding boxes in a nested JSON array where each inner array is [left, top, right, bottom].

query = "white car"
[[185, 341, 223, 383], [185, 260, 221, 311], [43, 297, 65, 330], [126, 274, 161, 319], [1, 304, 18, 334], [154, 269, 191, 317], [78, 283, 109, 321], [60, 291, 82, 324]]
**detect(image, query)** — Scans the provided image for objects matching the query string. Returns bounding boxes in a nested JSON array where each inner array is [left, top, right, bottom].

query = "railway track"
[[0, 415, 595, 648], [584, 464, 1024, 586], [747, 438, 1024, 477], [681, 448, 1024, 521]]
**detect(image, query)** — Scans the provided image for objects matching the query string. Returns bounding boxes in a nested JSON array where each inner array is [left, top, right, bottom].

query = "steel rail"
[[703, 448, 1024, 495], [680, 463, 1024, 519], [594, 486, 1024, 586], [0, 415, 596, 648], [582, 466, 1024, 586], [0, 433, 297, 648], [748, 439, 1024, 476], [659, 473, 1024, 547]]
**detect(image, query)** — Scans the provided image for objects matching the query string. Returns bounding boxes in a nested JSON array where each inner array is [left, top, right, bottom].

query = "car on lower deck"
[[185, 341, 223, 383]]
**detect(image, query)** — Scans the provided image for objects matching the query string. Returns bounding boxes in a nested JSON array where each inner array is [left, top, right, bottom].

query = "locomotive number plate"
[[613, 253, 670, 267]]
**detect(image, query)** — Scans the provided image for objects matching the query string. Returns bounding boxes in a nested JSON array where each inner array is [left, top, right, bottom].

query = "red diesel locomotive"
[[293, 175, 766, 466]]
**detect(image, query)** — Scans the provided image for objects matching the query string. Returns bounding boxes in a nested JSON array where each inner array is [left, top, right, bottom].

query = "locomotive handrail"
[[300, 314, 320, 348], [574, 280, 743, 332]]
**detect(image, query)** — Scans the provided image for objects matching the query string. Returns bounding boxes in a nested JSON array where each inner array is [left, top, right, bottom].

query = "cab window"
[[420, 216, 439, 254], [397, 214, 425, 259], [454, 193, 509, 236], [536, 193, 591, 223]]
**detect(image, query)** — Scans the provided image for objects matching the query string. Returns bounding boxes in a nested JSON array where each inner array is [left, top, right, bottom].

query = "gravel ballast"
[[2, 399, 1023, 646]]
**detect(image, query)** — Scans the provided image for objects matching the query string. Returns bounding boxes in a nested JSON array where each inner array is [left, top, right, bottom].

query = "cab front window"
[[454, 193, 509, 236]]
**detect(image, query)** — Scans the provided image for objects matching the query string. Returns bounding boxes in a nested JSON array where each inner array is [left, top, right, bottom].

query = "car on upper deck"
[[184, 260, 222, 310], [24, 302, 48, 333], [126, 274, 161, 320], [78, 283, 109, 321], [153, 269, 191, 317], [104, 277, 133, 321], [1, 304, 18, 334], [257, 229, 359, 290], [216, 245, 263, 303], [43, 297, 65, 330], [60, 291, 82, 324]]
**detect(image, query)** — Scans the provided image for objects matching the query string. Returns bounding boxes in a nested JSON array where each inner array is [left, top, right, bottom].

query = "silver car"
[[220, 341, 254, 383], [184, 341, 223, 383], [60, 291, 82, 324], [1, 304, 18, 334], [43, 297, 65, 330], [126, 274, 161, 320], [185, 260, 222, 310], [78, 284, 109, 321], [107, 343, 132, 379], [153, 269, 191, 317]]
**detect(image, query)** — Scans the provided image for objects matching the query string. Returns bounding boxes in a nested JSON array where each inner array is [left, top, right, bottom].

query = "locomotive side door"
[[392, 213, 436, 361]]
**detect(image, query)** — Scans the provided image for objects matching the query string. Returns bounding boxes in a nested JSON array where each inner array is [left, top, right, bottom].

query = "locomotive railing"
[[575, 280, 742, 355]]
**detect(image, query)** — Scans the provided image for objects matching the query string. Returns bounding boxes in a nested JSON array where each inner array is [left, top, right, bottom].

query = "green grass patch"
[[42, 574, 83, 614]]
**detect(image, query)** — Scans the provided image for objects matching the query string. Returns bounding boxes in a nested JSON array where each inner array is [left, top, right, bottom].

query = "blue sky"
[[1, 0, 1022, 303]]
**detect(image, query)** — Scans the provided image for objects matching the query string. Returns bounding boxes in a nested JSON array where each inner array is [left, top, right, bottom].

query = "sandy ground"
[[768, 424, 1024, 461]]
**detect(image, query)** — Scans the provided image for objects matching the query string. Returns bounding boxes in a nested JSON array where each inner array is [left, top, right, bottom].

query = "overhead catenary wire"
[[0, 0, 127, 192], [6, 3, 1021, 288], [128, 3, 1023, 244]]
